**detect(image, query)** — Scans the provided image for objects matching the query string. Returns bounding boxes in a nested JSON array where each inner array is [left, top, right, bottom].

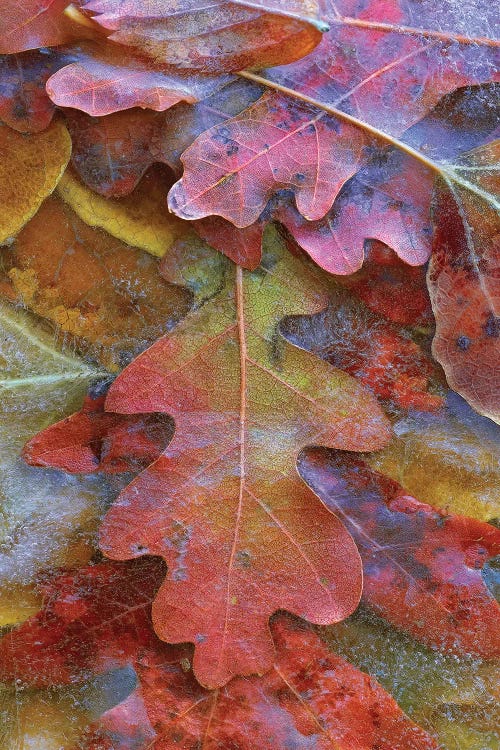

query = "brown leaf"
[[0, 192, 191, 370], [0, 119, 71, 245]]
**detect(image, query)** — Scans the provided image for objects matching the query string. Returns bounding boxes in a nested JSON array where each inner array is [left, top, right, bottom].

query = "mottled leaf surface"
[[0, 119, 71, 244], [300, 449, 500, 658], [98, 230, 390, 687], [0, 0, 78, 54], [0, 560, 438, 750], [77, 0, 324, 72], [24, 388, 174, 475], [0, 191, 190, 370], [168, 2, 499, 273], [428, 143, 500, 424], [0, 300, 108, 627]]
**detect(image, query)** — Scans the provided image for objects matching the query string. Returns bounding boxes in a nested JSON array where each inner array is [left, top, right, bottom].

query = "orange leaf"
[[0, 186, 191, 370]]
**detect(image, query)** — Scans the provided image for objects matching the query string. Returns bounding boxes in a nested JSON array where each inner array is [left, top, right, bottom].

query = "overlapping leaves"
[[91, 230, 390, 688], [0, 560, 440, 750], [1, 0, 497, 418], [0, 1, 499, 746]]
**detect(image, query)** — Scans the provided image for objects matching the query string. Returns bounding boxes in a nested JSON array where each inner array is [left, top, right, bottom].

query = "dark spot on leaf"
[[483, 313, 499, 337], [456, 335, 471, 351]]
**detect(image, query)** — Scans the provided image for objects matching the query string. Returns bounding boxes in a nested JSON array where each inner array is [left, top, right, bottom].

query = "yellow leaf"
[[0, 120, 71, 245], [0, 689, 89, 750], [0, 301, 109, 626], [368, 412, 499, 521], [57, 166, 186, 257]]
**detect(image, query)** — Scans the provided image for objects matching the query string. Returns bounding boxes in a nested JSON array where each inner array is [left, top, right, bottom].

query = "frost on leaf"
[[97, 229, 390, 687]]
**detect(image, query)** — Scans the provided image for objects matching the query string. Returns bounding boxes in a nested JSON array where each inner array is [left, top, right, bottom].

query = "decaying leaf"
[[324, 606, 500, 750], [64, 108, 165, 197], [56, 166, 186, 257], [0, 49, 66, 133], [300, 449, 500, 658], [97, 229, 390, 687], [428, 143, 500, 424], [336, 240, 434, 329], [0, 559, 438, 750], [0, 299, 110, 626], [0, 119, 71, 245], [0, 189, 191, 369], [0, 689, 91, 750], [280, 269, 444, 412]]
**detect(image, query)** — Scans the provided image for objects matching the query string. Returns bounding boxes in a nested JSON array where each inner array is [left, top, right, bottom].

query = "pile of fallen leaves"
[[0, 1, 498, 748]]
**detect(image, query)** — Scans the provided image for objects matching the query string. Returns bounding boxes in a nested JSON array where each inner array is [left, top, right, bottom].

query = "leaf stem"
[[332, 16, 500, 48]]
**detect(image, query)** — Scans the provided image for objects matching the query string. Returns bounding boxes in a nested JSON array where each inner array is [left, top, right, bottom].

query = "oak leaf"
[[428, 143, 500, 424], [0, 188, 191, 369], [0, 559, 438, 750], [64, 108, 165, 197], [23, 387, 174, 475], [46, 46, 221, 116], [300, 449, 500, 658], [0, 0, 80, 54], [167, 0, 498, 272], [0, 50, 67, 133], [77, 0, 325, 72], [96, 229, 390, 687]]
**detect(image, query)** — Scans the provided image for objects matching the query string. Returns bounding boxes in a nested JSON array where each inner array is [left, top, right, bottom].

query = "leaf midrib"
[[0, 303, 107, 391], [237, 70, 500, 213]]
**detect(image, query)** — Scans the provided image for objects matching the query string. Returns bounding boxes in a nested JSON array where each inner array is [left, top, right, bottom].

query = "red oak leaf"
[[428, 143, 500, 425], [168, 0, 498, 271], [0, 559, 438, 750], [96, 235, 390, 688], [150, 78, 263, 175], [76, 0, 325, 72], [0, 0, 80, 54], [172, 151, 434, 275], [0, 49, 69, 133], [299, 449, 500, 659], [23, 387, 173, 474], [64, 108, 166, 197]]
